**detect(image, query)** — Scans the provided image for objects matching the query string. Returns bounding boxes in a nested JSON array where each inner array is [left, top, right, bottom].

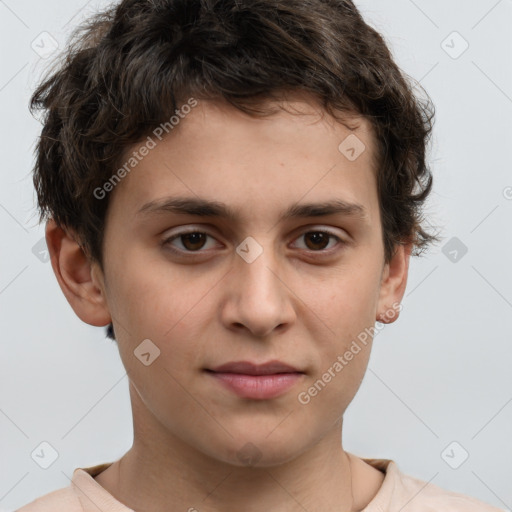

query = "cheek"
[[310, 260, 382, 326], [297, 259, 381, 387], [111, 257, 218, 364], [296, 336, 372, 427]]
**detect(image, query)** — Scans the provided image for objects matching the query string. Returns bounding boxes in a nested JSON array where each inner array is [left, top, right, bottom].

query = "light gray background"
[[1, 0, 511, 510]]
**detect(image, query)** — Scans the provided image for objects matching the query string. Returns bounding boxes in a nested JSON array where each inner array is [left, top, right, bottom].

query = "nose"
[[219, 238, 296, 338]]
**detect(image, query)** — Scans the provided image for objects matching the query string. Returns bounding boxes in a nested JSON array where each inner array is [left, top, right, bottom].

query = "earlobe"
[[376, 243, 412, 324], [45, 218, 112, 327]]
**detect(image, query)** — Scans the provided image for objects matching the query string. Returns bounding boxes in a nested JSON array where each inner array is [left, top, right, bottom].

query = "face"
[[56, 93, 409, 468]]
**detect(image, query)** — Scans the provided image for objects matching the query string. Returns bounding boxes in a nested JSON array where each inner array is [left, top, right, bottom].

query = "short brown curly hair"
[[30, 0, 437, 341]]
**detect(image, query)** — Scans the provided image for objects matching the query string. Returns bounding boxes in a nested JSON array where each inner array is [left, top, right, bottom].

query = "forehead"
[[107, 94, 379, 227]]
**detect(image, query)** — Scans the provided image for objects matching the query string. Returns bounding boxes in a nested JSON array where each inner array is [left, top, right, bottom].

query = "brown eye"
[[292, 230, 344, 252], [180, 232, 208, 251], [304, 232, 331, 250], [163, 231, 217, 253]]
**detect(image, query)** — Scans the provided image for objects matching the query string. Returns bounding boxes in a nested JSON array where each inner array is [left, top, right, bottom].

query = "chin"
[[208, 431, 311, 469]]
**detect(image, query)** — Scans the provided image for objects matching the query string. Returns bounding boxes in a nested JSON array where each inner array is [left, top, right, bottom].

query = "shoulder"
[[362, 458, 505, 512], [15, 486, 82, 511], [15, 462, 117, 511], [397, 470, 504, 511]]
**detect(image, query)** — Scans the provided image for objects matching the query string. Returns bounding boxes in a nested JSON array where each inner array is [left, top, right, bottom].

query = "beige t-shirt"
[[16, 458, 504, 511]]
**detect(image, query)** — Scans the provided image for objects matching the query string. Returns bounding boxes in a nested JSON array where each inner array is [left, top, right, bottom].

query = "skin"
[[46, 92, 411, 512]]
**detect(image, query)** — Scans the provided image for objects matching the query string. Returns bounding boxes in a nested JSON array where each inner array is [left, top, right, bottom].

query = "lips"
[[205, 360, 305, 399], [207, 360, 303, 376]]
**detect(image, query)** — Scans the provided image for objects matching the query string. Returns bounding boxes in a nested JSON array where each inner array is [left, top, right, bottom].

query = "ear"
[[376, 243, 412, 324], [45, 218, 112, 327]]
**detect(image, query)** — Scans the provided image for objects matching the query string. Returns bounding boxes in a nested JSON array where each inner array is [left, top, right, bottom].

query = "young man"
[[18, 0, 503, 510]]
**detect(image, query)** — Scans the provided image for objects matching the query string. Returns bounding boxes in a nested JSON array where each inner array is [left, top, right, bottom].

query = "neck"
[[95, 385, 384, 512]]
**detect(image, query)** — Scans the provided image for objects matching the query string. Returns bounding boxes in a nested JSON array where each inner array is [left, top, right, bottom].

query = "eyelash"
[[161, 228, 346, 256]]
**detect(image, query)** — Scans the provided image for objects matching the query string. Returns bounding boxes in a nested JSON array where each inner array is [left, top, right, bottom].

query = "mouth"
[[204, 360, 305, 400], [206, 360, 304, 375]]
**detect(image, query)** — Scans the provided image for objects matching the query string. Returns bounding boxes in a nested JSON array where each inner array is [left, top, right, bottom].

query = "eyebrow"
[[136, 196, 368, 223]]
